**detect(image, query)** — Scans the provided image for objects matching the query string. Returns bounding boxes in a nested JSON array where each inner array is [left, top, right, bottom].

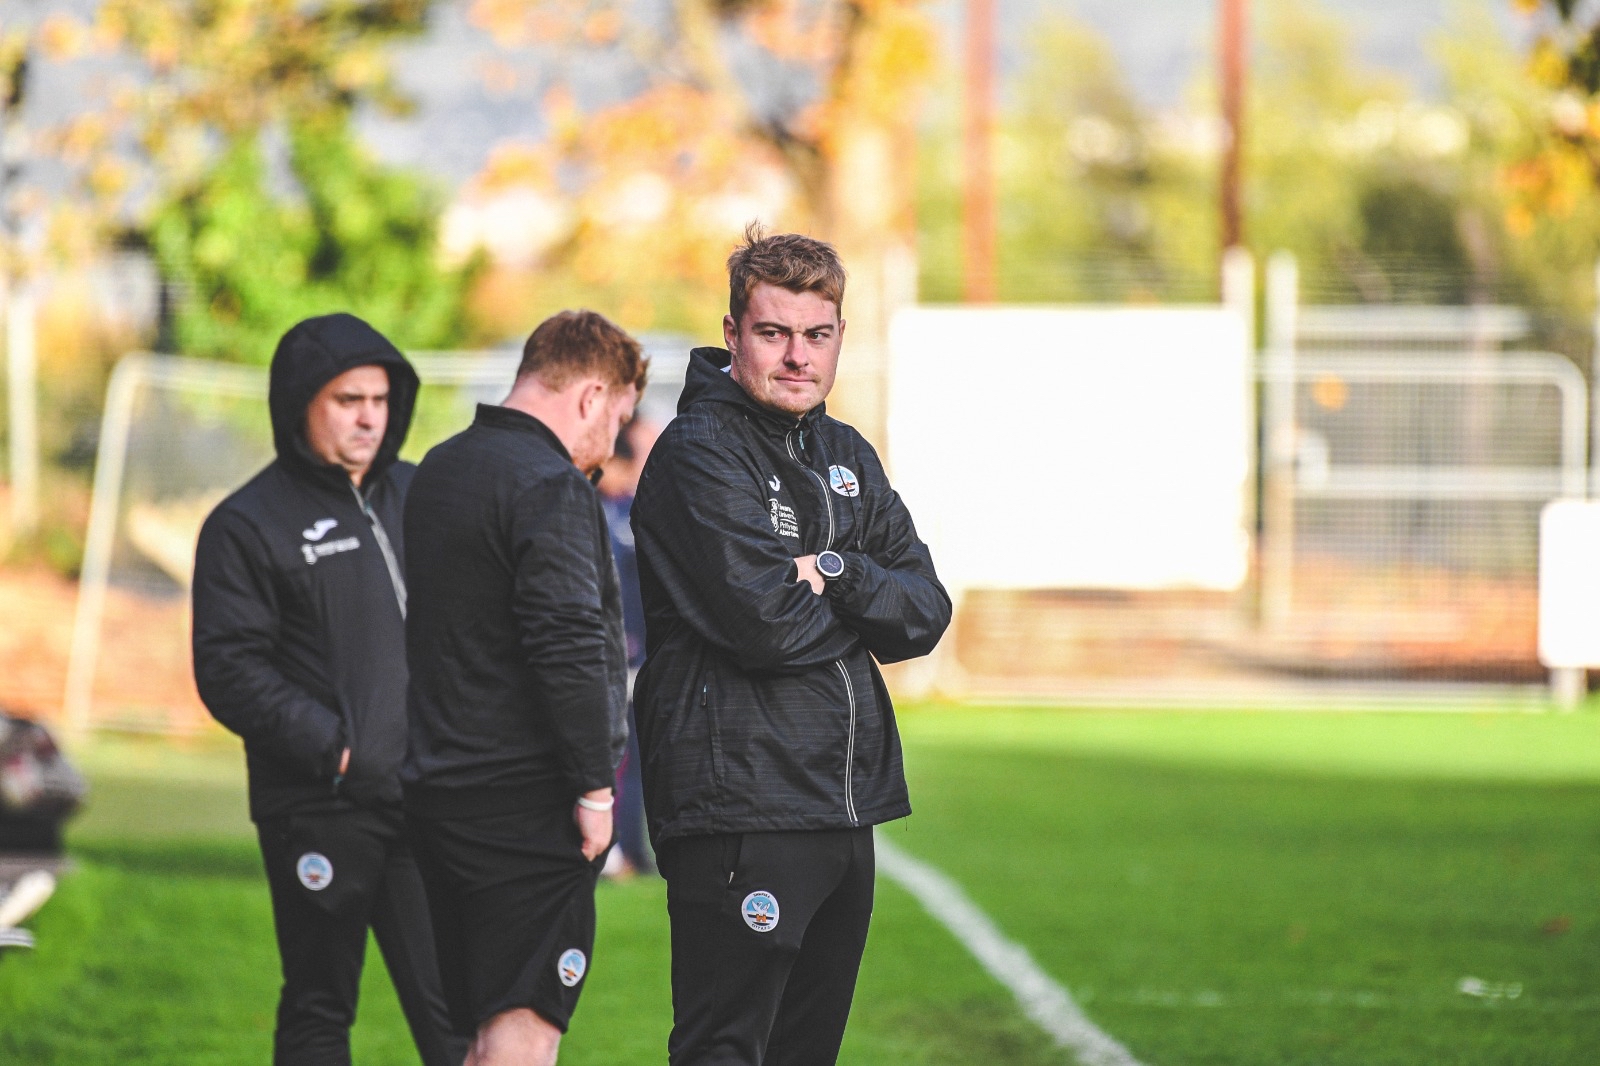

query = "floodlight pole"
[[962, 0, 997, 303], [1219, 0, 1249, 260]]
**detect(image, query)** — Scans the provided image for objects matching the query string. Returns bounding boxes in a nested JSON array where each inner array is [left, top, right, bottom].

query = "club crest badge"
[[296, 852, 333, 891], [827, 465, 860, 497], [742, 890, 780, 933], [558, 948, 587, 987]]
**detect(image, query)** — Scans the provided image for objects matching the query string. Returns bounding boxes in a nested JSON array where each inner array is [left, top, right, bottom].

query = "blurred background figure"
[[599, 415, 663, 880], [0, 709, 81, 955]]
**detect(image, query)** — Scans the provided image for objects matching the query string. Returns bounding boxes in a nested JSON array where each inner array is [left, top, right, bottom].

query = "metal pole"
[[6, 279, 38, 535], [1221, 246, 1255, 352], [962, 0, 996, 303], [1222, 247, 1258, 624], [1261, 251, 1298, 628], [1219, 0, 1249, 255], [1591, 258, 1600, 498]]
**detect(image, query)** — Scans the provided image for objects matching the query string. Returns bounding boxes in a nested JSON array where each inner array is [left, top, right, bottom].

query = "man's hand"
[[793, 555, 824, 594], [574, 789, 614, 861]]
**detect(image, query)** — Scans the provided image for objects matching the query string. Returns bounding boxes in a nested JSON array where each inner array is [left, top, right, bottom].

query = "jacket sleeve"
[[511, 473, 623, 793], [822, 446, 952, 664], [633, 430, 860, 673], [191, 509, 345, 780]]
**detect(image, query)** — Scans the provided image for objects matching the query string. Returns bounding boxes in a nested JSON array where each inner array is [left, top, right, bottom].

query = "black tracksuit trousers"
[[658, 827, 875, 1066], [257, 806, 466, 1066]]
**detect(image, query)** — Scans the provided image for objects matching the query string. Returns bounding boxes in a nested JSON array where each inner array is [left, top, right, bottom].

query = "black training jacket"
[[400, 404, 628, 818], [192, 313, 419, 822], [631, 347, 951, 844]]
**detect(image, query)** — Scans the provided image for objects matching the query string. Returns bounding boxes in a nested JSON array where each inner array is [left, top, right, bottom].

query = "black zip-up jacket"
[[631, 347, 951, 844], [400, 404, 628, 818], [192, 313, 419, 822]]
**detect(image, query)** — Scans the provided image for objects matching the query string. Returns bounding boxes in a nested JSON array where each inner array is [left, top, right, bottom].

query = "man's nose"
[[783, 336, 808, 365]]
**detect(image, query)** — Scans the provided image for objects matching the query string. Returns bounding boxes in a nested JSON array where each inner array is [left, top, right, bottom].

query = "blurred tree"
[[1499, 1, 1600, 263], [150, 118, 477, 360], [917, 0, 1546, 308], [458, 0, 934, 318], [460, 0, 936, 434], [80, 0, 477, 360]]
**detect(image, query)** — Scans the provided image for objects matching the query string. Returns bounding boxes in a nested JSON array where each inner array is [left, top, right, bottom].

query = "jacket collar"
[[473, 403, 573, 462], [679, 347, 826, 437]]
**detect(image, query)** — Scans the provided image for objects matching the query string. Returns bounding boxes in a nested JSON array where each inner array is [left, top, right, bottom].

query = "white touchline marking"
[[876, 832, 1148, 1066]]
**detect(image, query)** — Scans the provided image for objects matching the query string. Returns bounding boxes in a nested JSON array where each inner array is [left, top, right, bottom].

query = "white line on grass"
[[876, 832, 1147, 1066]]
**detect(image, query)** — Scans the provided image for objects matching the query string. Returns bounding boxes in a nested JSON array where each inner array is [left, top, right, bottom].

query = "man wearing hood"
[[631, 227, 952, 1066], [192, 313, 463, 1066]]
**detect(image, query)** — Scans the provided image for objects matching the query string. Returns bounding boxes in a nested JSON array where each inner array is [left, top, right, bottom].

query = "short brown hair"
[[516, 309, 648, 393], [727, 222, 847, 324]]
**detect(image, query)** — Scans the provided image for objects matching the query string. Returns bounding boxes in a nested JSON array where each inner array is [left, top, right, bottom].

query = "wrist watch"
[[816, 550, 845, 582]]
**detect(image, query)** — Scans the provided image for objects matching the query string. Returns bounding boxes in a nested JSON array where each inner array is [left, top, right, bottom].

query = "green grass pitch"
[[3, 705, 1598, 1065]]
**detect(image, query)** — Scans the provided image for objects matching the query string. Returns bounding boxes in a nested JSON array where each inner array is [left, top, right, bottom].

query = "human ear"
[[723, 314, 738, 354], [576, 379, 606, 420]]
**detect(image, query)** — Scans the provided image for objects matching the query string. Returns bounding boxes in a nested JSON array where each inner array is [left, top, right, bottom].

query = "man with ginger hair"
[[631, 226, 952, 1065], [402, 310, 645, 1066]]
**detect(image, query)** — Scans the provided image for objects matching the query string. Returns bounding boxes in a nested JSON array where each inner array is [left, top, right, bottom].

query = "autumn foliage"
[[457, 0, 936, 333], [1503, 0, 1600, 231]]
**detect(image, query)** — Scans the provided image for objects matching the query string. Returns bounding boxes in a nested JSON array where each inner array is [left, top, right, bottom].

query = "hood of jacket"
[[680, 346, 827, 433], [268, 313, 419, 487]]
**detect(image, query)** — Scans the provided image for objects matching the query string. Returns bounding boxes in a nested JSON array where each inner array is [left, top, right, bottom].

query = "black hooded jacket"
[[192, 313, 419, 822], [630, 347, 951, 844]]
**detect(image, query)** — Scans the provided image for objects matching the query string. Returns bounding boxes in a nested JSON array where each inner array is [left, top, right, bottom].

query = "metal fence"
[[1257, 255, 1587, 684]]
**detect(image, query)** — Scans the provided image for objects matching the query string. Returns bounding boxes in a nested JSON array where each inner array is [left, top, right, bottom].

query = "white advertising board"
[[1538, 499, 1600, 669], [886, 306, 1252, 592]]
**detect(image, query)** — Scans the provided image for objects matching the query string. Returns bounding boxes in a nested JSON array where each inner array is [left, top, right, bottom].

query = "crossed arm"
[[635, 435, 951, 668]]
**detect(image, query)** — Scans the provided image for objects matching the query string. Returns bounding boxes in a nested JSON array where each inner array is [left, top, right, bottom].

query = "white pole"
[[1551, 667, 1585, 710], [1592, 258, 1600, 498], [63, 353, 147, 736], [5, 280, 37, 535], [1221, 246, 1256, 353], [1261, 252, 1298, 628], [1222, 247, 1258, 629], [1553, 261, 1600, 705]]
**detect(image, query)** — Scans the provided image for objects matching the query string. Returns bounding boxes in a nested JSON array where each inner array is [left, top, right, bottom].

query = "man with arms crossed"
[[632, 227, 952, 1066], [193, 313, 463, 1066], [403, 310, 644, 1066]]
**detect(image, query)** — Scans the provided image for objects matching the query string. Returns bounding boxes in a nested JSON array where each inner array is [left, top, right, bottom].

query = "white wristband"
[[576, 794, 615, 812]]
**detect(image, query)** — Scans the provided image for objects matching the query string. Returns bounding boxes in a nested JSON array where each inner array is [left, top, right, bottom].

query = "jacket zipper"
[[836, 661, 858, 823], [787, 427, 856, 823], [351, 484, 407, 619], [786, 429, 834, 547]]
